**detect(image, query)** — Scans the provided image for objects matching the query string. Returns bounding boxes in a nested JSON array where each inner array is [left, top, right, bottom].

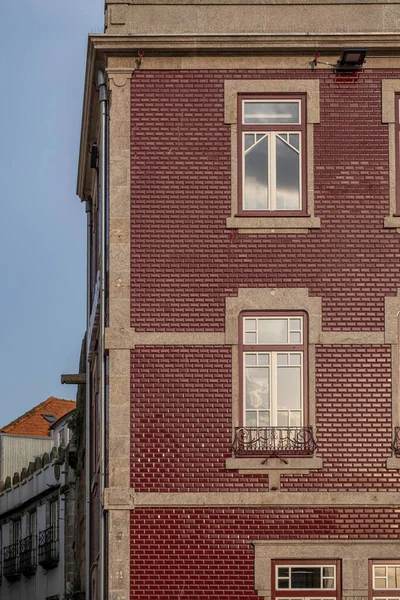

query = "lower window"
[[272, 560, 341, 600], [232, 312, 317, 456], [370, 561, 400, 600]]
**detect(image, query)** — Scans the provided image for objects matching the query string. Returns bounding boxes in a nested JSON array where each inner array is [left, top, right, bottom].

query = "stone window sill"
[[226, 216, 321, 234], [225, 456, 323, 474]]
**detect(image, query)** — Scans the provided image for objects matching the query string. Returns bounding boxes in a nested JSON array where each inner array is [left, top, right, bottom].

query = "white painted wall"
[[0, 460, 66, 600]]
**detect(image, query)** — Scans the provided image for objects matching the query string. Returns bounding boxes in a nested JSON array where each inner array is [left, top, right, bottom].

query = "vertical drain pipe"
[[85, 198, 92, 600], [98, 68, 108, 600]]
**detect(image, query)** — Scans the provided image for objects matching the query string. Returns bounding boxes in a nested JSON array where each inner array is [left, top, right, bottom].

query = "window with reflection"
[[239, 95, 306, 214], [241, 313, 307, 430], [273, 560, 341, 600], [370, 561, 400, 600]]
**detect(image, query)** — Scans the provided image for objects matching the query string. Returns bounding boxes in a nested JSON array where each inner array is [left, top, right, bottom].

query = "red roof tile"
[[0, 397, 76, 437]]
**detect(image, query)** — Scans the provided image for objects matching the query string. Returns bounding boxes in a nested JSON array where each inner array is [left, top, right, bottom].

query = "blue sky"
[[0, 1, 104, 425]]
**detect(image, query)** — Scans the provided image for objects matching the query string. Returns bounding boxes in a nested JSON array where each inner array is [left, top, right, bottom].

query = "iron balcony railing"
[[232, 426, 317, 456], [393, 427, 400, 456], [38, 526, 59, 570], [20, 535, 37, 577], [3, 542, 20, 582]]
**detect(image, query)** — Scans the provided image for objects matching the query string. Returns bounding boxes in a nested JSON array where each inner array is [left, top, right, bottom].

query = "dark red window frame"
[[239, 310, 309, 429], [272, 559, 342, 600], [395, 95, 400, 215], [237, 93, 308, 217], [369, 560, 400, 600]]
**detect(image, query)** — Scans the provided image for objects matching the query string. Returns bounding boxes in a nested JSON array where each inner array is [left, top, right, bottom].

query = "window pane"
[[289, 134, 300, 150], [290, 411, 302, 427], [245, 332, 257, 344], [291, 567, 321, 588], [323, 567, 334, 578], [277, 580, 290, 589], [277, 354, 289, 366], [245, 354, 257, 366], [276, 135, 300, 210], [277, 411, 289, 426], [323, 579, 335, 589], [245, 318, 256, 331], [245, 367, 269, 409], [278, 568, 289, 577], [277, 366, 302, 410], [290, 332, 302, 344], [290, 318, 302, 331], [245, 411, 257, 426], [258, 319, 288, 343], [244, 135, 269, 210], [259, 411, 270, 426], [244, 101, 300, 124], [375, 568, 386, 578], [258, 354, 269, 366], [245, 133, 254, 151], [388, 567, 400, 588], [375, 578, 386, 589], [289, 354, 302, 366]]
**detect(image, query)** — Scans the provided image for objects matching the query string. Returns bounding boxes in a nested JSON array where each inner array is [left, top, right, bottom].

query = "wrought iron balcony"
[[20, 535, 37, 577], [232, 426, 317, 456], [38, 526, 59, 570], [393, 427, 400, 456], [3, 542, 20, 582]]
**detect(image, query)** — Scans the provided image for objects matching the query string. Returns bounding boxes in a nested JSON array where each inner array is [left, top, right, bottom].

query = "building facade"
[[0, 413, 75, 600], [0, 397, 76, 483], [78, 1, 400, 598]]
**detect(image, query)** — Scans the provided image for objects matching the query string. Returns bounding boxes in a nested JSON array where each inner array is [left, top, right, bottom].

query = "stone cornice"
[[90, 33, 400, 53], [104, 489, 400, 509]]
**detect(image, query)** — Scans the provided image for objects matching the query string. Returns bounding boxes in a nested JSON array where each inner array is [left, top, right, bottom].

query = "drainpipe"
[[85, 199, 92, 600], [98, 68, 108, 600]]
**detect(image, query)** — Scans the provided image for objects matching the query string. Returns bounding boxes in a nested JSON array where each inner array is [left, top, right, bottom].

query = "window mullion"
[[271, 352, 277, 426], [270, 133, 276, 211]]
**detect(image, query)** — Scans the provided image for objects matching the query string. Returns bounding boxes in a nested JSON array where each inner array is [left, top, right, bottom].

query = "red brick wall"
[[130, 507, 399, 599], [131, 69, 400, 332], [131, 345, 399, 492], [129, 69, 400, 595]]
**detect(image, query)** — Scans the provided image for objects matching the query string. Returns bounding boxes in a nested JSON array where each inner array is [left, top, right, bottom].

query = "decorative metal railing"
[[3, 542, 20, 581], [20, 535, 37, 576], [38, 526, 59, 570], [393, 427, 400, 456], [232, 426, 317, 456]]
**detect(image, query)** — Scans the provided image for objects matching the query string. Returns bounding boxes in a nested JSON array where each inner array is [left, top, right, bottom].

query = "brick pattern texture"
[[131, 345, 399, 492], [131, 70, 400, 332], [130, 507, 400, 599], [129, 68, 400, 596]]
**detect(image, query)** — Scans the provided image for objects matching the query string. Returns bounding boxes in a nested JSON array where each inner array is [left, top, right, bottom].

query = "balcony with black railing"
[[232, 426, 317, 456], [38, 527, 59, 570], [20, 535, 37, 577], [3, 542, 20, 582]]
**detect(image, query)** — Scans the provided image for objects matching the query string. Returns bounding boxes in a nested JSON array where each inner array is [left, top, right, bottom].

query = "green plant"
[[68, 405, 84, 446]]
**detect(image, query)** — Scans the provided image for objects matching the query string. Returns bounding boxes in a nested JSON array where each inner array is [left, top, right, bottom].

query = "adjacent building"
[[0, 409, 76, 600], [77, 1, 400, 598], [0, 397, 76, 483]]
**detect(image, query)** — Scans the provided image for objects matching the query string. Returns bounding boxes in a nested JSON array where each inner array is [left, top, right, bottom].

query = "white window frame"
[[242, 315, 305, 429], [276, 564, 337, 591], [373, 564, 400, 591], [241, 99, 303, 213]]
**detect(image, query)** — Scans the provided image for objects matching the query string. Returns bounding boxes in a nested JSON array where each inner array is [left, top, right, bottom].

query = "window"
[[396, 94, 400, 215], [272, 560, 341, 600], [370, 561, 400, 600], [224, 79, 320, 233], [233, 311, 315, 456], [27, 511, 37, 539], [239, 96, 306, 214], [382, 81, 400, 228]]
